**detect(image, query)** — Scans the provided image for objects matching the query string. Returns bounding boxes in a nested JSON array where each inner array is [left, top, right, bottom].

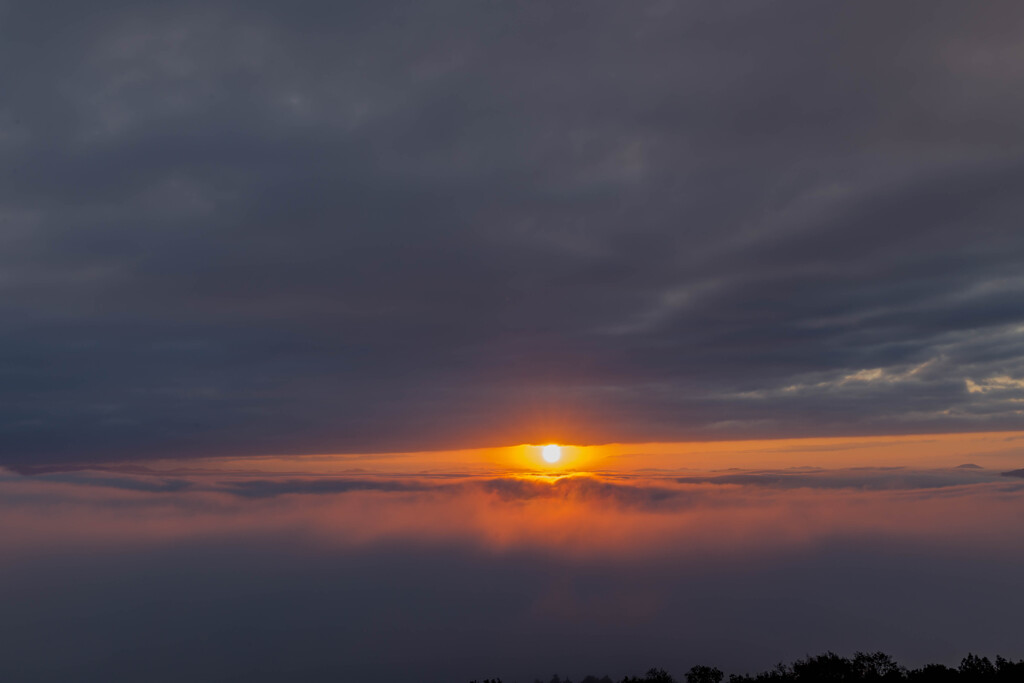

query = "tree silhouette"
[[906, 664, 958, 683], [853, 652, 904, 681], [959, 654, 996, 681], [791, 651, 854, 681], [621, 668, 675, 683], [686, 664, 724, 683], [476, 651, 1024, 683], [995, 655, 1024, 681]]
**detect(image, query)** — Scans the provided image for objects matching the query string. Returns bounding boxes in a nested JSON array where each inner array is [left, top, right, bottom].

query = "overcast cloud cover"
[[3, 0, 1024, 463]]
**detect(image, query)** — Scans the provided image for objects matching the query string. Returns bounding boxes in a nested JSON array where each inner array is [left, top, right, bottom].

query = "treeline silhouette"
[[470, 651, 1024, 683]]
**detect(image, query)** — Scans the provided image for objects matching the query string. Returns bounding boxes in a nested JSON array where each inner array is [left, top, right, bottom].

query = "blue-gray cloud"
[[3, 0, 1024, 463]]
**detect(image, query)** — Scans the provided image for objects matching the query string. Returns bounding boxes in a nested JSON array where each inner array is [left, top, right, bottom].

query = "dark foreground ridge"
[[471, 651, 1024, 683]]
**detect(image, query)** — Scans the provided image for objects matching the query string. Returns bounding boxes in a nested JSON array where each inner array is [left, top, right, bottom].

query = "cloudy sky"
[[4, 0, 1024, 464], [4, 4, 1024, 681], [2, 441, 1024, 682]]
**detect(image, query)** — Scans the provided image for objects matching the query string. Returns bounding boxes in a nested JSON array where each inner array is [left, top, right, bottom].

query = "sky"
[[3, 2, 1024, 682], [3, 0, 1024, 463], [3, 434, 1024, 682]]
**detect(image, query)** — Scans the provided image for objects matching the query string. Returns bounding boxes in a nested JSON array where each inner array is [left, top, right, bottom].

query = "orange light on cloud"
[[85, 430, 1024, 478], [3, 463, 1024, 562]]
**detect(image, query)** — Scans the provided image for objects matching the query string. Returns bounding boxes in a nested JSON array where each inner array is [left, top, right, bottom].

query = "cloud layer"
[[2, 463, 1024, 682], [3, 1, 1024, 462]]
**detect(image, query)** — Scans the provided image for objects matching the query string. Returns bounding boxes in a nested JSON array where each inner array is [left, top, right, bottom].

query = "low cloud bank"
[[1, 463, 1023, 682]]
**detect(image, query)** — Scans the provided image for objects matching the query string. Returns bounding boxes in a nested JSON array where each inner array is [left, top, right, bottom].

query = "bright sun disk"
[[541, 444, 562, 463]]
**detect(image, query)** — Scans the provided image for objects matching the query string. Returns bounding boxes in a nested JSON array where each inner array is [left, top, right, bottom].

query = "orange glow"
[[109, 430, 1024, 476], [4, 434, 1024, 682], [2, 430, 1012, 560], [2, 463, 1023, 561]]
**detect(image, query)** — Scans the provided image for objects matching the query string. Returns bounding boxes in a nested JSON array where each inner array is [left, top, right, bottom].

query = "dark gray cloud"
[[218, 476, 440, 498], [674, 467, 1010, 491], [7, 464, 1019, 506], [480, 474, 693, 509], [3, 0, 1024, 463]]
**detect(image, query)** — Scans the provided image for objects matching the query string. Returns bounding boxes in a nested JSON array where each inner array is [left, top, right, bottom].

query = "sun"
[[541, 444, 562, 464]]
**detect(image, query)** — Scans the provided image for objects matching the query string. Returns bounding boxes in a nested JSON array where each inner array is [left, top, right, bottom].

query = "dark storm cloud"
[[3, 0, 1024, 463]]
